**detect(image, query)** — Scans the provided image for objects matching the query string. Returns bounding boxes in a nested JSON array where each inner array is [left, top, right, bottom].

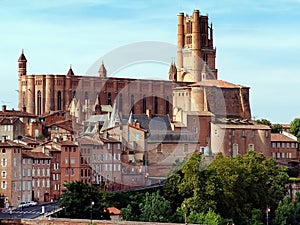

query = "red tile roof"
[[271, 133, 297, 142], [189, 80, 248, 88], [22, 150, 51, 159], [107, 207, 121, 215]]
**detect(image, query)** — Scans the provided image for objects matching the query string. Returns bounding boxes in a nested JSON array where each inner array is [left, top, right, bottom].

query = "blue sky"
[[0, 0, 300, 123]]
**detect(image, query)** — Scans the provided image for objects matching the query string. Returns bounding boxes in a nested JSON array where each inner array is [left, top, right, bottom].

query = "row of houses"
[[0, 105, 298, 208]]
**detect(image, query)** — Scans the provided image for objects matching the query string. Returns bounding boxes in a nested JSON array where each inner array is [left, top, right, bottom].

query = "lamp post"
[[266, 206, 270, 225], [90, 201, 94, 224], [183, 203, 187, 225]]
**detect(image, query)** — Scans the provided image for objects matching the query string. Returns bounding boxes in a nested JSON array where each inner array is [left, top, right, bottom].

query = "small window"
[[2, 171, 6, 178], [233, 144, 238, 157], [156, 144, 162, 153], [1, 149, 5, 154], [265, 131, 269, 138], [272, 142, 276, 148], [248, 144, 254, 151]]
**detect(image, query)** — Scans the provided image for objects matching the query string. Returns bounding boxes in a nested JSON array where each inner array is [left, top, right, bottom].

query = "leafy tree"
[[139, 191, 172, 222], [271, 124, 283, 133], [59, 181, 109, 220], [290, 118, 300, 139], [188, 209, 223, 225], [250, 209, 264, 225], [274, 197, 295, 225], [176, 151, 289, 225], [163, 172, 183, 212], [274, 193, 300, 225], [256, 119, 271, 126]]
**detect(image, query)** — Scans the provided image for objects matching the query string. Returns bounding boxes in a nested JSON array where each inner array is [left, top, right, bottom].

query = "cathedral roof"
[[18, 50, 27, 62], [189, 80, 248, 88]]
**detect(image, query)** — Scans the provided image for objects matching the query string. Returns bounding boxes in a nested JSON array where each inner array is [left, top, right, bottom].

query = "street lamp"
[[183, 203, 187, 225], [266, 206, 270, 225], [90, 201, 94, 224]]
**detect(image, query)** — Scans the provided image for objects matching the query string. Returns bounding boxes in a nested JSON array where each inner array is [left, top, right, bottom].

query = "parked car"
[[18, 202, 30, 208], [27, 201, 38, 207]]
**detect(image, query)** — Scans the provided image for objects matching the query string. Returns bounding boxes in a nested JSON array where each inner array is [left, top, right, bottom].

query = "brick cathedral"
[[17, 10, 251, 123]]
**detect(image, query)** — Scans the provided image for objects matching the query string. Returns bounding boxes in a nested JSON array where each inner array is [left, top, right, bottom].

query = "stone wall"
[[0, 218, 194, 225]]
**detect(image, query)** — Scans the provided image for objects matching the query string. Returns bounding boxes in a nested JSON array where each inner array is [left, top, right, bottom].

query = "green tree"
[[163, 172, 183, 212], [271, 124, 283, 133], [59, 181, 109, 220], [274, 197, 295, 225], [139, 191, 172, 222], [188, 209, 222, 225], [256, 119, 271, 126], [290, 118, 300, 139], [177, 151, 289, 225]]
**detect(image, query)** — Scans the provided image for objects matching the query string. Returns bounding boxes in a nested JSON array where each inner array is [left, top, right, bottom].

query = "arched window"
[[119, 94, 123, 112], [166, 96, 169, 115], [37, 91, 41, 115], [142, 95, 146, 113], [131, 95, 135, 114], [22, 91, 26, 107], [72, 91, 76, 98], [154, 96, 158, 114], [107, 92, 112, 105], [84, 91, 88, 100], [57, 91, 62, 110]]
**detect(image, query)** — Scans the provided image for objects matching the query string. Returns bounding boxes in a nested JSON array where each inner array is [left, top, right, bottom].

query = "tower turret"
[[98, 61, 107, 78], [168, 62, 177, 81], [18, 49, 27, 76], [67, 65, 74, 76]]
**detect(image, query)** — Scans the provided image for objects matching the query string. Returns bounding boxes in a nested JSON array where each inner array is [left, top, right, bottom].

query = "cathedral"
[[17, 10, 251, 124]]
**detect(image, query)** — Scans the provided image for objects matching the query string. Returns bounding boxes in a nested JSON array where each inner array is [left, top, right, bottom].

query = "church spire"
[[98, 61, 107, 78]]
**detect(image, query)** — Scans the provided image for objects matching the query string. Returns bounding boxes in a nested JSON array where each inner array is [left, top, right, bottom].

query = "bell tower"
[[177, 10, 217, 82], [18, 49, 27, 76]]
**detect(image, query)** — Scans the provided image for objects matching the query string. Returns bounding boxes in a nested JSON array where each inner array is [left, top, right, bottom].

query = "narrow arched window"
[[107, 92, 112, 105], [131, 95, 135, 114], [57, 91, 62, 110], [37, 91, 41, 115], [84, 91, 88, 100], [142, 95, 146, 113], [119, 94, 123, 112], [22, 91, 26, 107], [154, 96, 158, 114], [166, 96, 169, 115]]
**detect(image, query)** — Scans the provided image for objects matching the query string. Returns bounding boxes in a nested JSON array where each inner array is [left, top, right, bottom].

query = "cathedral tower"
[[177, 10, 217, 82], [18, 50, 27, 76]]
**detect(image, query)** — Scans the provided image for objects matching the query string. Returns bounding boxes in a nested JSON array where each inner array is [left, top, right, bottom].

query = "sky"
[[0, 0, 300, 124]]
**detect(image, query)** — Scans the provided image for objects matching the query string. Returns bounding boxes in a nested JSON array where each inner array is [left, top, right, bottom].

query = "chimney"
[[2, 136, 7, 143], [146, 109, 152, 118], [2, 105, 6, 112]]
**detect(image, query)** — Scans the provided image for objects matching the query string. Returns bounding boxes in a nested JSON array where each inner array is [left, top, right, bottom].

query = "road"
[[0, 202, 59, 219]]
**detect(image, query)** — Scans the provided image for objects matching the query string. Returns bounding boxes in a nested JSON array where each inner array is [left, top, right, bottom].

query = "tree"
[[176, 151, 289, 225], [188, 209, 222, 225], [290, 118, 300, 139], [59, 181, 109, 220], [139, 191, 172, 222], [256, 119, 271, 126], [271, 124, 283, 133], [274, 193, 300, 225]]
